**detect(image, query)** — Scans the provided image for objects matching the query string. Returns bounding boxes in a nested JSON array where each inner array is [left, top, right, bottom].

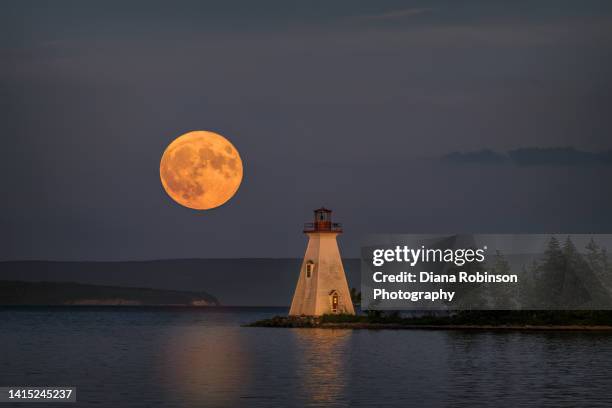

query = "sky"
[[2, 0, 612, 260]]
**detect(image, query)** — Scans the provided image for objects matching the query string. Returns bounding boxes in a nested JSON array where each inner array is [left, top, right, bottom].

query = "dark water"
[[1, 307, 612, 407]]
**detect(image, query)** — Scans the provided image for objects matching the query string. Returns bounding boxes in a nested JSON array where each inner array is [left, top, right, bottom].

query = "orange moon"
[[159, 130, 243, 210]]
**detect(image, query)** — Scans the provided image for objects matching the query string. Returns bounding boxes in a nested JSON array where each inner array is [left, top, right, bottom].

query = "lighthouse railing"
[[303, 222, 343, 233]]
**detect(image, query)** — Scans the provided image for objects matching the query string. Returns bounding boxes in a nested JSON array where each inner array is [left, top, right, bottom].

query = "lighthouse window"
[[331, 292, 339, 313], [306, 261, 314, 278]]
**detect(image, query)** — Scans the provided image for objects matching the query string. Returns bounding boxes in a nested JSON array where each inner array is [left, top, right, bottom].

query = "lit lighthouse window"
[[331, 291, 339, 313]]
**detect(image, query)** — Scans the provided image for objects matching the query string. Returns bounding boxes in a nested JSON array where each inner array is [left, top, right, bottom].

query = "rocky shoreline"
[[245, 315, 612, 331]]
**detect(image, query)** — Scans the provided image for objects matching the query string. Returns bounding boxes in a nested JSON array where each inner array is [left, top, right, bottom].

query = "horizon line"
[[0, 257, 362, 263]]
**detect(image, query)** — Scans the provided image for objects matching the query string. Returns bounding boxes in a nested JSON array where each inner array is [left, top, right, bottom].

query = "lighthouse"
[[289, 208, 355, 316]]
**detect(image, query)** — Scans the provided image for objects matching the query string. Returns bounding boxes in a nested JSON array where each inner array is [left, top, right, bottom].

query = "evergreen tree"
[[544, 237, 564, 268], [534, 236, 565, 308], [602, 247, 612, 289], [602, 248, 611, 273], [585, 238, 602, 271], [561, 236, 592, 308], [586, 238, 612, 291]]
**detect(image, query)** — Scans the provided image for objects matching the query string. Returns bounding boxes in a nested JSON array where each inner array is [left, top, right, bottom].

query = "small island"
[[247, 310, 612, 331]]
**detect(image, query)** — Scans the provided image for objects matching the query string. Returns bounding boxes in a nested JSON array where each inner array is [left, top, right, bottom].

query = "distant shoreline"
[[0, 280, 219, 307], [0, 258, 355, 307], [0, 304, 285, 309]]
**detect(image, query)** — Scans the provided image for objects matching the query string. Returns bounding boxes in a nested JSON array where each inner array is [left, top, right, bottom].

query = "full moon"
[[159, 130, 243, 210]]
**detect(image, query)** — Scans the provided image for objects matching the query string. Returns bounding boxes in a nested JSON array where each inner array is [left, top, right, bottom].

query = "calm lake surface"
[[1, 307, 612, 407]]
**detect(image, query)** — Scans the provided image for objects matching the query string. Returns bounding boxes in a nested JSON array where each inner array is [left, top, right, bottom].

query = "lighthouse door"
[[331, 292, 339, 313]]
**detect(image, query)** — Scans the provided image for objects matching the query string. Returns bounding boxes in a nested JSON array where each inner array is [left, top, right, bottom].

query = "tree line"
[[455, 236, 612, 309]]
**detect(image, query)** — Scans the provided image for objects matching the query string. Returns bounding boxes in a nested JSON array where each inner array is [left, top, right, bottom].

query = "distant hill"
[[0, 280, 219, 306], [0, 259, 361, 306]]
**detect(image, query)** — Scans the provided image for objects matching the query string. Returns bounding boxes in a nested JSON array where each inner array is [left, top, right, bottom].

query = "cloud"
[[443, 147, 612, 166], [350, 8, 435, 22], [508, 147, 612, 166], [443, 149, 509, 165]]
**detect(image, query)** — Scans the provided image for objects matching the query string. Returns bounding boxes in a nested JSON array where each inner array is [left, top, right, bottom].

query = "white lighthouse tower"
[[289, 208, 355, 316]]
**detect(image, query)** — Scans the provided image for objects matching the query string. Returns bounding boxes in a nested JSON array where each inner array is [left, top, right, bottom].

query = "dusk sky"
[[2, 0, 612, 260]]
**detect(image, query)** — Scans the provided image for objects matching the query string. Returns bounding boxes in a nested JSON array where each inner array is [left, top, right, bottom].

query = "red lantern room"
[[303, 207, 343, 233]]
